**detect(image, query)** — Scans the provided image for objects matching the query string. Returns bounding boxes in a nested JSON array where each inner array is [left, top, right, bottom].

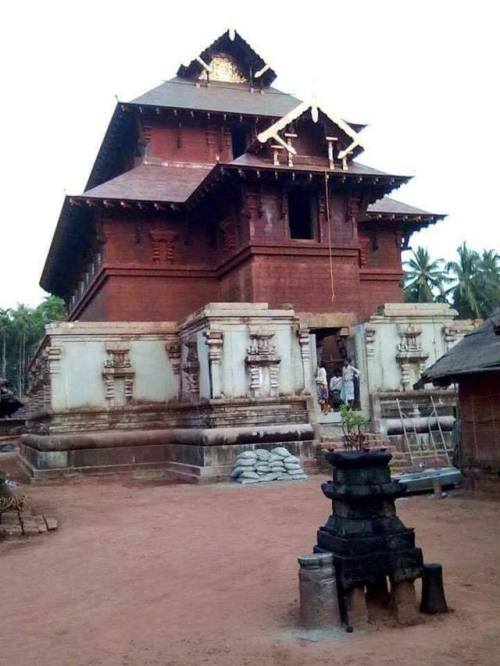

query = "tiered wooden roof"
[[42, 29, 444, 296]]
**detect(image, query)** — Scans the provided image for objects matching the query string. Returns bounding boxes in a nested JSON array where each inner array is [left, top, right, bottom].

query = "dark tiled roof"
[[227, 153, 407, 178], [83, 163, 213, 203], [131, 78, 301, 117], [419, 313, 500, 385], [367, 197, 445, 218]]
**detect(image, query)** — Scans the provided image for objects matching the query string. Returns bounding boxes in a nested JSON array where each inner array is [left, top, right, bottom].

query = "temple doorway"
[[311, 327, 360, 418], [314, 328, 348, 379]]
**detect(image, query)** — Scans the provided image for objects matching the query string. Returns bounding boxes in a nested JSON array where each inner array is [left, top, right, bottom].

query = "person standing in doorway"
[[329, 368, 344, 411], [340, 358, 360, 408], [315, 365, 330, 414]]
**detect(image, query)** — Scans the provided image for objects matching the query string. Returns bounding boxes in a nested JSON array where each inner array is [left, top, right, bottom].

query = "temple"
[[22, 30, 467, 481]]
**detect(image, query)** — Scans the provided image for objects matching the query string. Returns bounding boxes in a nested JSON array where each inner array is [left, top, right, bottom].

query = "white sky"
[[1, 0, 499, 309]]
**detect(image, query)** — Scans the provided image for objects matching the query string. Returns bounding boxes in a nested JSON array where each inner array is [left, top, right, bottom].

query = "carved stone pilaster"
[[204, 330, 224, 399], [297, 326, 312, 394], [102, 343, 134, 406], [365, 325, 376, 358], [165, 337, 182, 377], [182, 339, 200, 401], [245, 329, 281, 398], [47, 345, 63, 375]]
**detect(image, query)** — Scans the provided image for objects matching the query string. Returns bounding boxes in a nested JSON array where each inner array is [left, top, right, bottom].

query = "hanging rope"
[[324, 172, 335, 302]]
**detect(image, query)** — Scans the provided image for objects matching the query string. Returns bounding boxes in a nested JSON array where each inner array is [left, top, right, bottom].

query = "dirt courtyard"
[[1, 470, 500, 666]]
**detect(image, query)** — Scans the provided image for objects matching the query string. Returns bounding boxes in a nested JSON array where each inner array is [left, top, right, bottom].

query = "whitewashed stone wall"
[[27, 304, 314, 413], [353, 303, 475, 409]]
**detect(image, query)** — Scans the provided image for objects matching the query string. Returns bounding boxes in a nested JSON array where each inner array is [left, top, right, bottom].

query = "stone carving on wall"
[[396, 324, 429, 391], [181, 339, 200, 401], [296, 326, 312, 394], [102, 343, 134, 406], [149, 229, 177, 264], [245, 329, 281, 398], [204, 330, 224, 399]]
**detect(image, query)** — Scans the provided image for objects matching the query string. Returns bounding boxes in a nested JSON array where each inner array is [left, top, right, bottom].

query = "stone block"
[[346, 585, 369, 628], [390, 579, 419, 625], [0, 524, 22, 537], [44, 516, 59, 531]]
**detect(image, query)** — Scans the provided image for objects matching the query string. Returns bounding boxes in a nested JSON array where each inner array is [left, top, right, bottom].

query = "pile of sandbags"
[[231, 447, 308, 484]]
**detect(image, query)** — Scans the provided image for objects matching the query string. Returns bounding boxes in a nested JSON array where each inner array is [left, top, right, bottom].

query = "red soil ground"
[[1, 468, 499, 666]]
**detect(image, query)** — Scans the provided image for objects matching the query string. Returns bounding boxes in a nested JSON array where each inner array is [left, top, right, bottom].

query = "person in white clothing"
[[315, 366, 330, 413], [340, 358, 360, 407]]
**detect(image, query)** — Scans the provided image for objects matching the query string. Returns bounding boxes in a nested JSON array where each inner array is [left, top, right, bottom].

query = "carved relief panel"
[[396, 324, 429, 391], [102, 342, 134, 406], [245, 329, 281, 398]]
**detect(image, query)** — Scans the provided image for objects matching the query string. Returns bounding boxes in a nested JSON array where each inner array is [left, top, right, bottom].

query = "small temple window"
[[288, 189, 317, 240], [231, 127, 247, 159]]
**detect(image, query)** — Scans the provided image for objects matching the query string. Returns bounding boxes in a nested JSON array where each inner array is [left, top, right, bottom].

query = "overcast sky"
[[1, 0, 499, 309]]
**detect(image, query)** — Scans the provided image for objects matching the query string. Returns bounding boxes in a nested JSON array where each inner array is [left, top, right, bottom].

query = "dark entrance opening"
[[231, 127, 247, 159], [288, 189, 316, 239]]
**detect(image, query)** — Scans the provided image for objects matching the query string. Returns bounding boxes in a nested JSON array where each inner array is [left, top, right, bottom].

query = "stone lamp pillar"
[[314, 450, 424, 628]]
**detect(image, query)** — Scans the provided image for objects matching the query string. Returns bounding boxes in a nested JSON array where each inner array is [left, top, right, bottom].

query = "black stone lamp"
[[315, 449, 424, 627]]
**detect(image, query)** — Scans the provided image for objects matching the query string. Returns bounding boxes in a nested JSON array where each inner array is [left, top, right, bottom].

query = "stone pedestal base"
[[390, 579, 419, 625], [298, 553, 341, 629], [20, 423, 316, 483]]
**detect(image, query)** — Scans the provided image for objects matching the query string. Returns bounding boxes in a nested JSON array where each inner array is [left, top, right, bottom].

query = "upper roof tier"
[[131, 77, 302, 118]]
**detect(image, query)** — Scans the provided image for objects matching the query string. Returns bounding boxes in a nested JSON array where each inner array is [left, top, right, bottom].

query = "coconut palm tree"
[[478, 249, 500, 316], [403, 247, 450, 303], [446, 243, 483, 319]]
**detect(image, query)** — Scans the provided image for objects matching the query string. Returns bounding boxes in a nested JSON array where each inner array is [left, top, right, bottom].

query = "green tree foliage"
[[404, 243, 500, 319], [0, 296, 66, 396], [403, 247, 450, 303]]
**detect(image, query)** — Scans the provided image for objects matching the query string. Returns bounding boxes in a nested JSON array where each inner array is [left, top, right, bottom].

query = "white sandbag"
[[277, 473, 291, 481], [261, 473, 279, 482], [238, 477, 261, 484], [234, 458, 256, 467], [268, 453, 282, 463], [238, 450, 257, 459], [255, 449, 271, 461], [271, 447, 290, 458], [284, 462, 302, 471], [230, 466, 246, 478], [256, 465, 271, 473], [240, 470, 260, 480], [290, 473, 308, 480], [283, 455, 300, 464]]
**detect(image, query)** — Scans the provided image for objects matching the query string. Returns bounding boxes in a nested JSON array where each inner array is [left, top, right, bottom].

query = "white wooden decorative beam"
[[196, 56, 212, 73], [255, 63, 270, 79]]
